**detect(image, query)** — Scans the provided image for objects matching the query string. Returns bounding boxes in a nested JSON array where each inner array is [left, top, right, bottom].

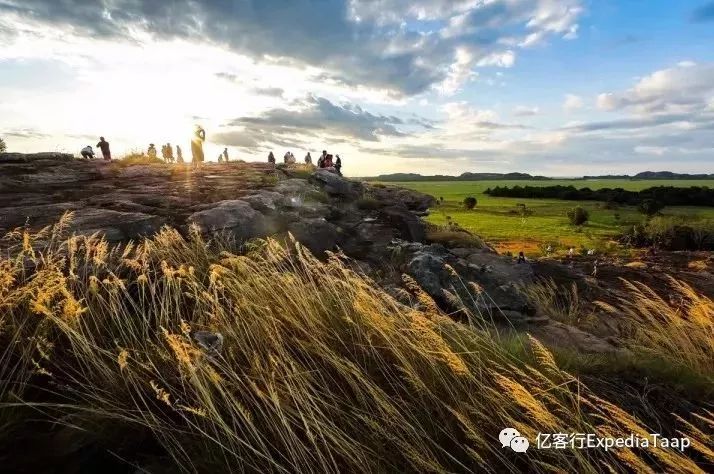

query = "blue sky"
[[1, 0, 713, 176]]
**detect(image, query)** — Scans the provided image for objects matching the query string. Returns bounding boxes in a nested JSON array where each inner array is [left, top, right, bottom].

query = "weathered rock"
[[188, 200, 270, 241], [117, 164, 172, 180], [530, 321, 626, 355], [192, 331, 224, 354], [69, 208, 167, 241], [241, 191, 286, 213], [288, 218, 339, 255], [0, 152, 75, 163], [309, 170, 364, 199], [365, 183, 436, 211], [380, 205, 427, 242]]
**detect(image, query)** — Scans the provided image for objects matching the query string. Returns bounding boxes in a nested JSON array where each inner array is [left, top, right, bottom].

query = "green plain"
[[382, 179, 714, 254]]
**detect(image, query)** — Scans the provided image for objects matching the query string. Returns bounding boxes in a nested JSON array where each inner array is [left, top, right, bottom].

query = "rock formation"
[[0, 153, 623, 353]]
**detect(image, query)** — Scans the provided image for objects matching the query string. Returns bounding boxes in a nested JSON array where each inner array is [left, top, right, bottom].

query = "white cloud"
[[563, 94, 584, 112], [513, 106, 540, 116]]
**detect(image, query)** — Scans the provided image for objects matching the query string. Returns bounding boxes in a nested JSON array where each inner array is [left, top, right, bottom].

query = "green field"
[[383, 179, 714, 255]]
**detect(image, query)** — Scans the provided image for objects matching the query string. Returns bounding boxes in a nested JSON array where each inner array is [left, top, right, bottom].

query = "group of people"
[[268, 149, 343, 175], [80, 126, 346, 175], [80, 137, 112, 160]]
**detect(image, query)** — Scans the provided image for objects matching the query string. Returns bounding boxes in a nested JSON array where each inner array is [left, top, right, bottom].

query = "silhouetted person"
[[147, 144, 157, 159], [517, 251, 526, 264], [218, 153, 224, 163], [268, 151, 275, 164], [305, 152, 312, 165], [192, 125, 205, 168], [166, 143, 174, 163], [317, 150, 327, 168], [96, 137, 111, 160], [335, 154, 342, 175], [161, 144, 169, 162], [176, 145, 184, 164], [81, 145, 95, 160], [222, 148, 229, 162]]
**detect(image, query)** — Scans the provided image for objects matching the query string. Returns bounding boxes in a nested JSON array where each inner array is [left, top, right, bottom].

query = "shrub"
[[566, 206, 589, 226], [0, 137, 6, 153], [638, 198, 665, 216], [463, 196, 477, 210], [116, 152, 165, 166]]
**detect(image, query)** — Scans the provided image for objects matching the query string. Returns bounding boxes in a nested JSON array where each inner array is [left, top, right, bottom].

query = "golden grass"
[[519, 278, 583, 325], [0, 215, 711, 472], [597, 276, 714, 378]]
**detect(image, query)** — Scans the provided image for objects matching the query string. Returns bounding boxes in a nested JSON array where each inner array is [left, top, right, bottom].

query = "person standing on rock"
[[147, 144, 157, 159], [166, 143, 174, 163], [191, 125, 206, 168], [318, 150, 327, 168], [96, 137, 111, 161], [305, 152, 312, 165], [161, 144, 169, 163], [176, 145, 184, 164], [335, 154, 342, 176], [222, 148, 229, 162], [268, 151, 275, 164]]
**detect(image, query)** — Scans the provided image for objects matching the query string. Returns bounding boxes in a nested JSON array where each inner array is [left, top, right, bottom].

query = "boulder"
[[69, 208, 167, 241], [188, 200, 270, 241], [365, 184, 436, 211], [380, 205, 426, 242], [309, 170, 364, 199], [288, 218, 338, 255], [241, 191, 286, 213]]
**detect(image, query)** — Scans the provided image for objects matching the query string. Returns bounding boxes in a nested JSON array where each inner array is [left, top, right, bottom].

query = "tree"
[[0, 137, 6, 153], [567, 206, 589, 226], [638, 199, 665, 217], [463, 196, 477, 210]]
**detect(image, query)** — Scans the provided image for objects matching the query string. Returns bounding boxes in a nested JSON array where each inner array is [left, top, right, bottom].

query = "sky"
[[1, 0, 713, 177]]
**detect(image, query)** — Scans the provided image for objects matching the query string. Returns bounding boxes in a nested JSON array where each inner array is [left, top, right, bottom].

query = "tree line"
[[484, 185, 714, 207]]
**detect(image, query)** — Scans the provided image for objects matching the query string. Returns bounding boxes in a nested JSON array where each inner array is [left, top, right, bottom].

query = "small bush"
[[638, 198, 665, 216], [566, 206, 589, 226], [463, 196, 477, 210], [116, 153, 165, 167], [0, 137, 6, 153]]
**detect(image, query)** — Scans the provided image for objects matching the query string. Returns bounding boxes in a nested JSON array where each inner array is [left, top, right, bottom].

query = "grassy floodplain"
[[382, 179, 714, 254]]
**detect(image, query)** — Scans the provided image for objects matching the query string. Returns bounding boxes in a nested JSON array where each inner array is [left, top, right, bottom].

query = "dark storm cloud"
[[0, 0, 582, 96], [213, 96, 416, 148], [692, 1, 714, 22]]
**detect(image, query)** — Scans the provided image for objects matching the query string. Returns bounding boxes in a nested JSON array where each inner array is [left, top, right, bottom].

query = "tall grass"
[[0, 214, 711, 472]]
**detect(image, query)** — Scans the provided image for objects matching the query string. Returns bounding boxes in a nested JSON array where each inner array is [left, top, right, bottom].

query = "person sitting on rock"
[[218, 153, 224, 163], [323, 153, 334, 168], [176, 145, 184, 164], [96, 137, 111, 160], [147, 144, 157, 159], [268, 151, 276, 164], [80, 145, 95, 160], [317, 150, 327, 168], [305, 152, 312, 165], [335, 154, 342, 176]]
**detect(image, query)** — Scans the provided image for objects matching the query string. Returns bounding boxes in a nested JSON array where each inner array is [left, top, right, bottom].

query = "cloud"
[[691, 2, 714, 22], [513, 106, 540, 116], [0, 0, 584, 97], [213, 95, 415, 149], [2, 128, 50, 139], [563, 94, 584, 112], [596, 62, 714, 115]]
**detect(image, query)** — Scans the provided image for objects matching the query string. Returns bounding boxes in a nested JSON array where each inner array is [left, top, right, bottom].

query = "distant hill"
[[583, 171, 714, 180], [364, 172, 551, 182], [366, 171, 714, 182]]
